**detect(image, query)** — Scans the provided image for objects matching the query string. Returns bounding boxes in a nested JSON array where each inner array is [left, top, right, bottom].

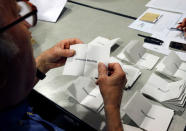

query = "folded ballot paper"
[[123, 124, 143, 131], [141, 73, 186, 112], [156, 51, 186, 80], [123, 92, 174, 131], [109, 57, 141, 88], [67, 77, 103, 112], [30, 0, 67, 22], [117, 40, 159, 70], [63, 44, 110, 78], [88, 36, 120, 49]]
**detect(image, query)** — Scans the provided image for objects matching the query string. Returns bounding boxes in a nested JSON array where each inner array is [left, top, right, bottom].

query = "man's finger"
[[108, 63, 123, 73], [177, 24, 182, 29], [68, 38, 83, 45], [61, 49, 75, 57], [98, 62, 107, 78]]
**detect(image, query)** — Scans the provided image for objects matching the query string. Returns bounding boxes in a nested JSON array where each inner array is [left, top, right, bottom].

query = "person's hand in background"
[[177, 18, 186, 37]]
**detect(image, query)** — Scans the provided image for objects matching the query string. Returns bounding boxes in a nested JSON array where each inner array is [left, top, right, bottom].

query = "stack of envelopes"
[[123, 92, 174, 131], [67, 77, 104, 112], [109, 57, 141, 89], [117, 40, 159, 70], [156, 51, 186, 80], [141, 73, 186, 112]]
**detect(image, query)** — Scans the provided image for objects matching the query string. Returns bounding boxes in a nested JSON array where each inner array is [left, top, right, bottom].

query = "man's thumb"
[[62, 49, 75, 57], [98, 62, 107, 78]]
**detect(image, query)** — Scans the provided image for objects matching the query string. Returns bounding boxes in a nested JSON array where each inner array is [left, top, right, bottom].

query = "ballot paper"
[[117, 40, 159, 70], [67, 77, 103, 112], [30, 0, 67, 22], [123, 92, 174, 131], [88, 36, 120, 49], [123, 124, 143, 131], [109, 57, 141, 88], [156, 51, 186, 80], [129, 8, 182, 37], [146, 0, 186, 14], [141, 73, 186, 112], [63, 44, 110, 77]]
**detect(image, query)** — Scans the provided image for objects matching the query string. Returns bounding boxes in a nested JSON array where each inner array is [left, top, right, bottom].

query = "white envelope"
[[156, 51, 186, 80], [109, 57, 141, 88], [141, 73, 186, 103], [67, 77, 103, 112], [123, 124, 143, 131], [88, 36, 120, 49], [123, 92, 174, 131], [117, 40, 159, 70]]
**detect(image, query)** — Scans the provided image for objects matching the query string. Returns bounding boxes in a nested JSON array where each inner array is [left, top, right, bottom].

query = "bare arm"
[[105, 106, 123, 131], [97, 63, 127, 131]]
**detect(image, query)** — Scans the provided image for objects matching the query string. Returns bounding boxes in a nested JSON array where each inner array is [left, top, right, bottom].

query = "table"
[[68, 0, 149, 18], [32, 2, 186, 131]]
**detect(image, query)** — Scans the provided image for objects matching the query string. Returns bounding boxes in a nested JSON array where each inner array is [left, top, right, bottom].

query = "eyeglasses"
[[0, 0, 37, 33]]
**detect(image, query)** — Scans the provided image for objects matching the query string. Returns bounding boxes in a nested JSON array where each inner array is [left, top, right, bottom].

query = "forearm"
[[104, 106, 123, 131], [34, 57, 48, 85]]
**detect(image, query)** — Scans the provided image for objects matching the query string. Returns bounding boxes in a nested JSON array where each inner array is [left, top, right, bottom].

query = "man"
[[0, 0, 127, 131]]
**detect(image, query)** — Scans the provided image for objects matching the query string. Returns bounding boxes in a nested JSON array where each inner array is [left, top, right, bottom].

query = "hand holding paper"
[[97, 62, 127, 109], [63, 44, 110, 77], [36, 38, 82, 74], [109, 57, 141, 88]]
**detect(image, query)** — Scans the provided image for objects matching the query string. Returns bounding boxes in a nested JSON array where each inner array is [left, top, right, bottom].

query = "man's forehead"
[[0, 0, 16, 4], [0, 0, 17, 14]]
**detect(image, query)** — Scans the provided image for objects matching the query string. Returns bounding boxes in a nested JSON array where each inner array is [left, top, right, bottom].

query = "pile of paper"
[[146, 0, 186, 14], [141, 73, 186, 112], [123, 124, 143, 131], [109, 57, 141, 89], [117, 40, 159, 70], [156, 51, 186, 80], [30, 0, 67, 22], [123, 92, 174, 131], [67, 77, 103, 112], [129, 8, 181, 37], [63, 44, 110, 78], [88, 36, 120, 49]]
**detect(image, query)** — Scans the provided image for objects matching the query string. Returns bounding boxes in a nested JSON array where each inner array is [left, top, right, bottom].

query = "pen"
[[170, 27, 183, 32], [137, 34, 164, 45]]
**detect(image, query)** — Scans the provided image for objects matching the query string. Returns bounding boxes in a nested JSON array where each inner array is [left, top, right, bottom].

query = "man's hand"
[[177, 18, 186, 37], [97, 62, 127, 109], [97, 62, 127, 131], [36, 38, 83, 73]]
